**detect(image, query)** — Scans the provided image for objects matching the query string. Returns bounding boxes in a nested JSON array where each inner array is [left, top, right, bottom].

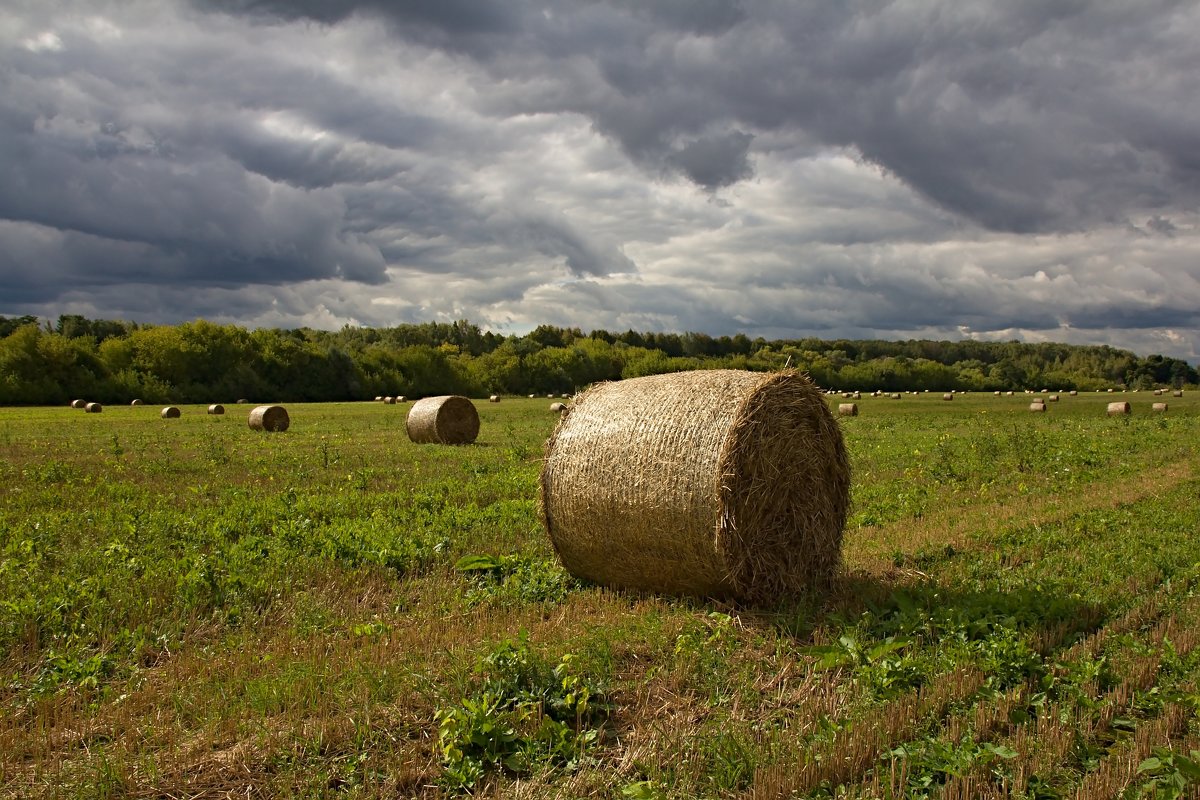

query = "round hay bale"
[[1006, 391, 1014, 396], [396, 396, 406, 403], [489, 395, 500, 403], [85, 402, 102, 413], [561, 393, 570, 399], [405, 396, 479, 444], [547, 394, 555, 399], [891, 393, 902, 400], [1173, 390, 1183, 398], [529, 394, 536, 398], [550, 402, 567, 413], [1152, 402, 1168, 412], [1106, 401, 1131, 416], [1069, 390, 1078, 396], [1153, 389, 1163, 396], [943, 393, 954, 401], [248, 405, 290, 432], [994, 391, 1001, 396], [1048, 395, 1059, 402], [161, 406, 181, 419], [71, 399, 87, 409], [236, 398, 249, 404], [539, 369, 850, 602], [207, 404, 225, 415], [838, 403, 858, 416], [374, 396, 383, 402], [1029, 402, 1046, 412], [131, 399, 143, 406], [383, 396, 396, 404]]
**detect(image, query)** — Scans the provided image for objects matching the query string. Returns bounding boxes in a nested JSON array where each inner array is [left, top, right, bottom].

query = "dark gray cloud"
[[1, 0, 1198, 362]]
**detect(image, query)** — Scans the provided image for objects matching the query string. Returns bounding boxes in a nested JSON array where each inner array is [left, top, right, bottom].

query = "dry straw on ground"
[[207, 404, 224, 415], [248, 405, 290, 432], [161, 406, 181, 419], [838, 403, 858, 416], [405, 396, 479, 444], [84, 402, 102, 413], [539, 369, 850, 603], [1107, 401, 1131, 416]]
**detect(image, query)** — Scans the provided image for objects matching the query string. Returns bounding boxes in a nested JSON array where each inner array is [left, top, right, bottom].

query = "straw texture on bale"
[[131, 399, 143, 406], [207, 404, 225, 415], [85, 402, 102, 413], [550, 402, 566, 412], [248, 405, 290, 432], [838, 403, 858, 416], [405, 396, 479, 445], [539, 369, 850, 603], [71, 399, 86, 409], [1152, 402, 1168, 412], [1107, 401, 1131, 416], [161, 406, 180, 419]]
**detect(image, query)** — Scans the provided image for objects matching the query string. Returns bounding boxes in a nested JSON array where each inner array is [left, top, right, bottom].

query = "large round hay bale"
[[248, 405, 290, 432], [383, 396, 396, 404], [405, 396, 479, 444], [85, 402, 102, 413], [207, 404, 225, 415], [131, 399, 143, 406], [1152, 402, 1168, 412], [161, 406, 181, 419], [71, 399, 87, 409], [539, 369, 850, 602], [550, 402, 567, 412], [1029, 402, 1046, 412], [489, 395, 500, 403], [1106, 401, 1131, 416], [838, 403, 858, 416]]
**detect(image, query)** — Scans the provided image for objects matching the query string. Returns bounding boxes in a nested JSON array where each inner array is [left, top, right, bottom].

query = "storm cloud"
[[2, 0, 1198, 360]]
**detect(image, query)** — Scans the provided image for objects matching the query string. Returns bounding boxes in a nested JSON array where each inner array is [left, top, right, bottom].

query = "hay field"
[[1, 392, 1199, 798]]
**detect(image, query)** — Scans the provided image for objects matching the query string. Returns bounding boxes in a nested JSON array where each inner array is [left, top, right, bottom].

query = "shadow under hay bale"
[[406, 396, 479, 444], [161, 406, 180, 419], [248, 405, 289, 432], [207, 404, 224, 415], [539, 369, 850, 603]]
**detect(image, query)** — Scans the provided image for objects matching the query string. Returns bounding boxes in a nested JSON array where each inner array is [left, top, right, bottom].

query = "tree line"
[[0, 314, 1194, 406]]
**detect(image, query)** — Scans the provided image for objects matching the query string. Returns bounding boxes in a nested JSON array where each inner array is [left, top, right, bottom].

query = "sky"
[[2, 1, 1199, 361]]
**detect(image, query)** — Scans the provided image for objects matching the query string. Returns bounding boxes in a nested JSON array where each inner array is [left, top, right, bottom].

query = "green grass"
[[2, 391, 1199, 798]]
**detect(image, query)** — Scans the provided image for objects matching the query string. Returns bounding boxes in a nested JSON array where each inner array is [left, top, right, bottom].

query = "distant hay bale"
[[1152, 402, 1168, 412], [1173, 390, 1183, 398], [1107, 388, 1114, 393], [131, 399, 143, 406], [237, 398, 249, 404], [550, 402, 567, 412], [1153, 389, 1163, 396], [1029, 402, 1046, 412], [539, 369, 850, 603], [1048, 395, 1059, 402], [383, 396, 396, 404], [838, 403, 858, 416], [547, 394, 555, 399], [161, 406, 181, 419], [943, 393, 954, 401], [529, 394, 536, 398], [396, 396, 406, 403], [248, 405, 290, 432], [374, 396, 383, 402], [994, 391, 1001, 396], [85, 402, 102, 413], [207, 404, 225, 415], [561, 393, 570, 398], [1005, 391, 1014, 396], [71, 399, 86, 409], [406, 396, 479, 444], [891, 393, 902, 400], [1069, 390, 1078, 396], [1106, 401, 1131, 416], [489, 395, 500, 403]]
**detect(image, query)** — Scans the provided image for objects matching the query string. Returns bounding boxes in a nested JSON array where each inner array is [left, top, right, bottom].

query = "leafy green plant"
[[456, 553, 579, 606], [1132, 748, 1200, 799]]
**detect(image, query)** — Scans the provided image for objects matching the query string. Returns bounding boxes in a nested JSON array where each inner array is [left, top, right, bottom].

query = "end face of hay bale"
[[207, 404, 225, 415], [161, 406, 181, 419], [248, 405, 290, 432], [539, 369, 850, 603], [838, 403, 858, 416], [1106, 401, 1131, 416], [489, 395, 500, 403], [405, 396, 479, 444], [85, 402, 102, 413], [1152, 402, 1168, 412], [131, 399, 143, 406]]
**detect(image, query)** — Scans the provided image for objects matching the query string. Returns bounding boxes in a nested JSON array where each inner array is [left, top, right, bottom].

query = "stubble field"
[[1, 390, 1198, 799]]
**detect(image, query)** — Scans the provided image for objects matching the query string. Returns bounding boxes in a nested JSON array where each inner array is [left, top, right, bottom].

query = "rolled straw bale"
[[891, 393, 902, 400], [943, 393, 954, 401], [539, 369, 850, 602], [1154, 389, 1163, 396], [489, 395, 500, 403], [383, 396, 396, 404], [236, 398, 249, 404], [207, 404, 225, 415], [994, 391, 1001, 396], [405, 396, 479, 444], [1106, 401, 1130, 416], [838, 403, 858, 416], [1029, 402, 1046, 412], [1173, 390, 1183, 398], [1006, 391, 1014, 396], [71, 399, 86, 409], [547, 394, 555, 399], [561, 393, 570, 399], [1152, 402, 1168, 412], [131, 399, 143, 406], [529, 394, 536, 398], [161, 406, 181, 419], [374, 396, 383, 402], [248, 405, 290, 432], [1048, 395, 1059, 402], [1070, 390, 1078, 396], [397, 396, 406, 403], [852, 391, 861, 399], [550, 402, 567, 412], [85, 402, 102, 413]]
